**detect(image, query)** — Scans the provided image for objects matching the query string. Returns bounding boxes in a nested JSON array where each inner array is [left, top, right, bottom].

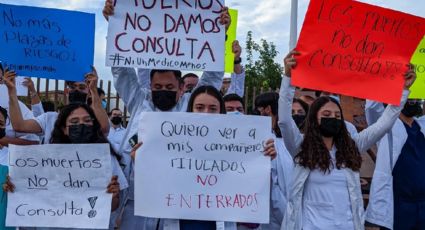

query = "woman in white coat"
[[279, 51, 415, 230]]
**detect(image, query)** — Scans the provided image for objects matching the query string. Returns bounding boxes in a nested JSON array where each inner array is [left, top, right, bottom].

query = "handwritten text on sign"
[[292, 0, 425, 105], [106, 0, 225, 71], [0, 3, 94, 81], [135, 112, 271, 223], [6, 144, 112, 229]]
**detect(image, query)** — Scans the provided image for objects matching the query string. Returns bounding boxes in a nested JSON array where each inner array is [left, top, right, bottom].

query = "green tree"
[[244, 31, 283, 112]]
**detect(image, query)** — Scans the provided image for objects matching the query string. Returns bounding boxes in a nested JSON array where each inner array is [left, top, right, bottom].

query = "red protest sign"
[[292, 0, 425, 105]]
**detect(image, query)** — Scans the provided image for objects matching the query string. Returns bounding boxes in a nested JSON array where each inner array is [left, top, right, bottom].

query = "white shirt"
[[34, 112, 58, 144], [302, 147, 354, 230], [108, 125, 127, 153], [6, 101, 40, 142]]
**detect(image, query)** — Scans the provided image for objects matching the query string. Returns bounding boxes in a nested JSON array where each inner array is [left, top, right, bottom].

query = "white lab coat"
[[261, 137, 294, 230], [278, 76, 408, 230], [365, 101, 425, 229], [112, 67, 237, 230]]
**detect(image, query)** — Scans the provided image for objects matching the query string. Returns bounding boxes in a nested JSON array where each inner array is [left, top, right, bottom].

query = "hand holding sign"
[[2, 69, 17, 93], [292, 0, 425, 105], [2, 176, 14, 193], [103, 0, 114, 21], [404, 64, 417, 90], [283, 50, 301, 77]]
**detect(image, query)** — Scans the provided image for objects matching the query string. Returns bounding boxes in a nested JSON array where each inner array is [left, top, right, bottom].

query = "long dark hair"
[[187, 85, 226, 114], [49, 103, 121, 161], [295, 96, 361, 173]]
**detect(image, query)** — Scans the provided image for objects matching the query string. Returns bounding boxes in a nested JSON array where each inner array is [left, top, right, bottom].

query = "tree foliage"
[[244, 31, 283, 112], [245, 31, 283, 91]]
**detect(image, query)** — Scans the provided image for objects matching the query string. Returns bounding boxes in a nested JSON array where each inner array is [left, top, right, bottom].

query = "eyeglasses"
[[67, 117, 94, 126]]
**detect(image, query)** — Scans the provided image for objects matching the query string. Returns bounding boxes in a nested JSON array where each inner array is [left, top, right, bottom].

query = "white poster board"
[[106, 0, 225, 72], [6, 144, 113, 229], [135, 112, 271, 223]]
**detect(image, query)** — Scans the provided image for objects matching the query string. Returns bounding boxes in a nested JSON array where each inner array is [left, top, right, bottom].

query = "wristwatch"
[[234, 57, 242, 65]]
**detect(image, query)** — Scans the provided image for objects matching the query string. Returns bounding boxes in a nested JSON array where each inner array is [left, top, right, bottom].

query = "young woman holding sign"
[[128, 85, 276, 230], [278, 51, 416, 230], [2, 72, 128, 230]]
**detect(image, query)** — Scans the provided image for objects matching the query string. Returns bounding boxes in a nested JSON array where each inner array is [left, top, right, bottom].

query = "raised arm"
[[137, 68, 151, 89], [353, 66, 416, 153], [86, 67, 110, 135], [277, 51, 303, 157], [4, 69, 42, 134], [226, 40, 245, 97], [112, 67, 148, 115], [23, 77, 45, 117]]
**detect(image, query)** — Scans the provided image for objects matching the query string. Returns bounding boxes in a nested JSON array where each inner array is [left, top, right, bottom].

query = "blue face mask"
[[101, 100, 107, 109], [227, 111, 243, 116]]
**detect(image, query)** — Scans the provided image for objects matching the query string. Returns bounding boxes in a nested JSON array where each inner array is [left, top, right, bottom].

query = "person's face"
[[0, 113, 5, 129], [225, 100, 244, 113], [110, 110, 122, 118], [292, 102, 306, 116], [151, 72, 181, 92], [317, 102, 342, 124], [68, 82, 88, 94], [183, 76, 198, 92], [192, 93, 221, 114], [63, 108, 93, 136]]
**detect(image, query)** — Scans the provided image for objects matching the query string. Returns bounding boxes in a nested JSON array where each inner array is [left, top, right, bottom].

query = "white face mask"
[[227, 111, 243, 116]]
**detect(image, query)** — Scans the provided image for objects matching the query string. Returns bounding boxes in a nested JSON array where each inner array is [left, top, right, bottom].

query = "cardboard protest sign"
[[0, 165, 13, 230], [0, 3, 95, 81], [135, 112, 271, 223], [409, 37, 425, 99], [6, 144, 112, 229], [225, 9, 238, 73], [106, 0, 225, 72], [292, 0, 425, 105]]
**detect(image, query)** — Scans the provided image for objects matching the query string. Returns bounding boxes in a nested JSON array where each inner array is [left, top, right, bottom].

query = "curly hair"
[[295, 96, 362, 173]]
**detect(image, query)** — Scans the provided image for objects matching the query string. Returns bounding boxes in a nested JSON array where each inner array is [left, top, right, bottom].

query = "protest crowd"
[[0, 0, 424, 230]]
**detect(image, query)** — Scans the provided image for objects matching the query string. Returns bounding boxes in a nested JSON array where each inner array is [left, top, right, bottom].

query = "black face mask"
[[68, 124, 94, 144], [152, 90, 177, 111], [292, 115, 306, 128], [111, 117, 122, 125], [68, 90, 88, 104], [402, 102, 423, 118], [319, 117, 343, 138], [0, 128, 5, 139]]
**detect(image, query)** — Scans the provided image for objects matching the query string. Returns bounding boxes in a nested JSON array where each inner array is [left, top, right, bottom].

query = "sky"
[[0, 0, 424, 86]]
